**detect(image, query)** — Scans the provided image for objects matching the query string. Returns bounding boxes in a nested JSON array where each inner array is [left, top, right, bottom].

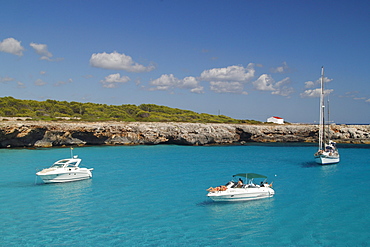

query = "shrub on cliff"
[[0, 97, 262, 124]]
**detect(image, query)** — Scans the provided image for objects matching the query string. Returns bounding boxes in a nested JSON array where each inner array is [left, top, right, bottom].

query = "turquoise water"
[[0, 144, 369, 246]]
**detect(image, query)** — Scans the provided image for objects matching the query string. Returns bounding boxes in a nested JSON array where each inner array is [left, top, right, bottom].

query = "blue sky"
[[1, 0, 369, 124]]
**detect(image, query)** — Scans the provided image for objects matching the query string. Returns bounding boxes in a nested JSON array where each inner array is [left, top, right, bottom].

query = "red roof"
[[272, 116, 283, 119]]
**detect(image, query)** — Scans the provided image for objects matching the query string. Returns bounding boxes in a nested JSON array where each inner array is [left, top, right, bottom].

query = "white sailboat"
[[314, 67, 340, 165]]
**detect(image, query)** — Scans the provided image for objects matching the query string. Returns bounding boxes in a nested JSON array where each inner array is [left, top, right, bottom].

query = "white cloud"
[[200, 64, 255, 82], [55, 78, 73, 86], [150, 74, 178, 90], [354, 97, 366, 100], [199, 64, 255, 94], [40, 71, 46, 75], [0, 76, 15, 83], [190, 86, 204, 94], [34, 79, 47, 86], [90, 51, 155, 72], [300, 88, 334, 98], [323, 77, 333, 83], [270, 62, 290, 73], [252, 74, 294, 96], [210, 81, 247, 94], [0, 38, 24, 56], [272, 77, 295, 96], [275, 77, 291, 87], [304, 77, 333, 88], [304, 80, 315, 88], [100, 73, 130, 88], [17, 81, 26, 88], [149, 74, 203, 93], [30, 43, 52, 59], [272, 86, 295, 97], [253, 74, 275, 91]]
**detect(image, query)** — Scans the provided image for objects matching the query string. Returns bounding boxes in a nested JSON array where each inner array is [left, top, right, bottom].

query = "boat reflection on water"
[[36, 179, 93, 218]]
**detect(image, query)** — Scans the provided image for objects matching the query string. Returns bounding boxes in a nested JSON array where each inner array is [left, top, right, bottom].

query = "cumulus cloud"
[[301, 75, 335, 97], [210, 81, 247, 94], [149, 74, 203, 93], [29, 42, 63, 61], [30, 42, 52, 60], [300, 88, 333, 98], [270, 62, 290, 73], [0, 38, 24, 56], [199, 64, 255, 94], [90, 51, 155, 72], [252, 74, 275, 91], [100, 73, 130, 88], [252, 74, 294, 96], [304, 76, 333, 88], [200, 64, 255, 82], [150, 74, 177, 91], [304, 80, 315, 88]]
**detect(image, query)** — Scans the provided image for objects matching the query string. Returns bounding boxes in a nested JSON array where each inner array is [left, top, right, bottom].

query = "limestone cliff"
[[0, 121, 369, 148]]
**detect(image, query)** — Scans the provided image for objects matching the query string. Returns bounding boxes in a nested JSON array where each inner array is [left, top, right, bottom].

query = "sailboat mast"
[[318, 67, 325, 150], [327, 96, 330, 142]]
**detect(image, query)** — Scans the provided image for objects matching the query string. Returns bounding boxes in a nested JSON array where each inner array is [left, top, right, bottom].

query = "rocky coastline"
[[0, 121, 369, 148]]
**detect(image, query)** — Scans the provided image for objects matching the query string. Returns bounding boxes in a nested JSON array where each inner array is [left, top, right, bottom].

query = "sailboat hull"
[[314, 153, 340, 165]]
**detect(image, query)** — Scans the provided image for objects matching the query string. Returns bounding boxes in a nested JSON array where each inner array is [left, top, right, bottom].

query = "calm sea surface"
[[0, 144, 369, 246]]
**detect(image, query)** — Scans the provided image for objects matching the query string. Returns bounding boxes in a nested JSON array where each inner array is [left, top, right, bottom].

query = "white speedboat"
[[314, 67, 340, 165], [36, 153, 93, 183], [206, 173, 275, 202]]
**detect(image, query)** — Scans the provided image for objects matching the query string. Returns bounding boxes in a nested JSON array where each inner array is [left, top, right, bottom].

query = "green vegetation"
[[0, 96, 261, 124]]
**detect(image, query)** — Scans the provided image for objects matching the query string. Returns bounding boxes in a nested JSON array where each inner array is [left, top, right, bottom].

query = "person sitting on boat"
[[237, 178, 243, 188]]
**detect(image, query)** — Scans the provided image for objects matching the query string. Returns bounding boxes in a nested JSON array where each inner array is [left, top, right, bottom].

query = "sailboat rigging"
[[314, 67, 340, 165]]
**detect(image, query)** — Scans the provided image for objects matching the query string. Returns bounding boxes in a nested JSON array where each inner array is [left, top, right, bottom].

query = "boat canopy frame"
[[232, 173, 267, 179]]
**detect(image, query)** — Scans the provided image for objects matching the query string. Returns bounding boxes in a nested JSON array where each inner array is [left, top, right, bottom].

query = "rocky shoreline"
[[0, 121, 369, 148]]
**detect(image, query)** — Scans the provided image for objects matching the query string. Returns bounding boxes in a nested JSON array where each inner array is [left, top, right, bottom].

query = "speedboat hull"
[[36, 168, 93, 183], [207, 187, 275, 202]]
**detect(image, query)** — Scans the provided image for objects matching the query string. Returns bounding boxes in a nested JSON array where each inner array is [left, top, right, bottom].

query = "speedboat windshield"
[[51, 159, 78, 168], [51, 163, 64, 168]]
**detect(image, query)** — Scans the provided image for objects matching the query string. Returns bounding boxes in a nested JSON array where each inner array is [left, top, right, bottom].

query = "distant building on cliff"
[[267, 116, 284, 124]]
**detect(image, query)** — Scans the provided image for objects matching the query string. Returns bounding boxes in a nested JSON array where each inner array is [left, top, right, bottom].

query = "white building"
[[267, 116, 284, 124]]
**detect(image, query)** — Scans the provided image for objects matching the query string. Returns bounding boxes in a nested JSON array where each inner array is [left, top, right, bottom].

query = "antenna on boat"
[[70, 147, 74, 158]]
